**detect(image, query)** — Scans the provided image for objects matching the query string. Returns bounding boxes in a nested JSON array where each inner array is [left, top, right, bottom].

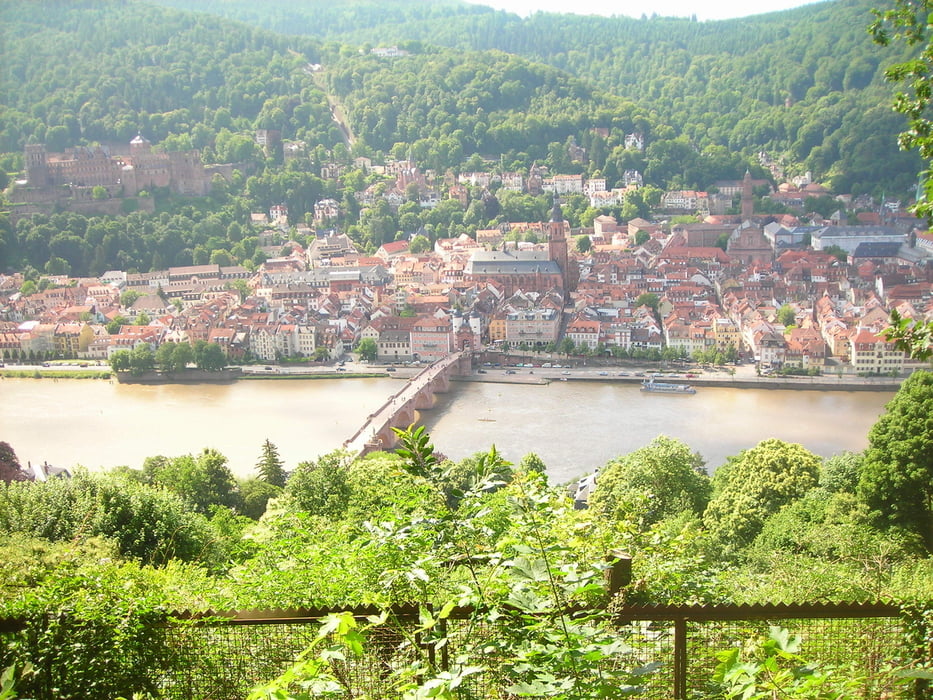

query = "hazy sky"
[[462, 0, 827, 22]]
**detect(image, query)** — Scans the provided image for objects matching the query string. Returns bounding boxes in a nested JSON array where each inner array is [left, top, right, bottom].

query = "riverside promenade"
[[453, 361, 908, 392]]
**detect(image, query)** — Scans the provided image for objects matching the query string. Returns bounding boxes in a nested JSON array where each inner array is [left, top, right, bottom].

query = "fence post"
[[673, 616, 687, 700], [604, 550, 631, 596]]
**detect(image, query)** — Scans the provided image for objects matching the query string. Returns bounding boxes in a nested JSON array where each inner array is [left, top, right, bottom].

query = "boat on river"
[[641, 377, 696, 395]]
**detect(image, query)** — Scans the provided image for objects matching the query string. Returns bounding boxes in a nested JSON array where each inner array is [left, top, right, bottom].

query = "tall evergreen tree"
[[256, 439, 287, 487]]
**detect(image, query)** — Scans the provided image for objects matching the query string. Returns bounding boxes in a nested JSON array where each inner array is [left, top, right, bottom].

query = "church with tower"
[[726, 170, 773, 265], [464, 198, 579, 297]]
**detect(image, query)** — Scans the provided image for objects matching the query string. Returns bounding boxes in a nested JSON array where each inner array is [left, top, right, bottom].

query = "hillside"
[[0, 0, 339, 153], [148, 0, 924, 196]]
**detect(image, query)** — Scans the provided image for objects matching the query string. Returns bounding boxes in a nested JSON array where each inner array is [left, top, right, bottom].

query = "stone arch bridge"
[[343, 350, 472, 457]]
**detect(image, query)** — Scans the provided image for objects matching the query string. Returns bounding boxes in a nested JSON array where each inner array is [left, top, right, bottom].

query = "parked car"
[[386, 367, 396, 372], [505, 369, 516, 374]]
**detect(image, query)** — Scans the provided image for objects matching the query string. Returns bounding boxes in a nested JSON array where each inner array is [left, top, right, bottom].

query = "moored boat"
[[641, 377, 696, 394]]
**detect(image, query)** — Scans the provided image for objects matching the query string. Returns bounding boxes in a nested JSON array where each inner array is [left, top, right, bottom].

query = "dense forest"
[[150, 0, 925, 195], [0, 1, 340, 153]]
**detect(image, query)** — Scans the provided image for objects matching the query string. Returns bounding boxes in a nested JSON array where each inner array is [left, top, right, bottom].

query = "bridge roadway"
[[343, 350, 471, 457]]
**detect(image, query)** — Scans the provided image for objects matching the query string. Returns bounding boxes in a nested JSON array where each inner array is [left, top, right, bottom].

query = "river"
[[0, 377, 894, 485]]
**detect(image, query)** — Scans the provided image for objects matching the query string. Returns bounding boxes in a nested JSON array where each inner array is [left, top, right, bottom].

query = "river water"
[[0, 377, 894, 485]]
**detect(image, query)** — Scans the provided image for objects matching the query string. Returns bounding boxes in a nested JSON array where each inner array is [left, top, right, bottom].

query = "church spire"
[[550, 193, 563, 223], [741, 169, 754, 221]]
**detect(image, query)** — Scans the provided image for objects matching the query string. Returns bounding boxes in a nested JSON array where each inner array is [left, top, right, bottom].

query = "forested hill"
[[148, 0, 923, 196], [320, 49, 637, 169], [1, 0, 925, 197], [0, 1, 342, 154], [147, 0, 493, 39], [0, 1, 635, 172]]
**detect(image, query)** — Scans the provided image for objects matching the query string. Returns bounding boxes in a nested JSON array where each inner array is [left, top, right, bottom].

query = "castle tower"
[[24, 144, 49, 186], [129, 132, 151, 157], [741, 169, 754, 221]]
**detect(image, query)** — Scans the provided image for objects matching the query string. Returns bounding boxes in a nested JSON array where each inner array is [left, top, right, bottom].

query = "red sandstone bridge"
[[343, 350, 473, 457]]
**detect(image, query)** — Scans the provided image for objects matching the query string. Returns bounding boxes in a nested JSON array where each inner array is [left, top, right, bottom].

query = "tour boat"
[[640, 377, 696, 394]]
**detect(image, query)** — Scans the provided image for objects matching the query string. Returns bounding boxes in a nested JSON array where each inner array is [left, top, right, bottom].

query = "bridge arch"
[[343, 350, 471, 457]]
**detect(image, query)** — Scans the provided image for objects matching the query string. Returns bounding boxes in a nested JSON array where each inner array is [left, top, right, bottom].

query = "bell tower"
[[741, 169, 754, 222], [548, 195, 578, 292]]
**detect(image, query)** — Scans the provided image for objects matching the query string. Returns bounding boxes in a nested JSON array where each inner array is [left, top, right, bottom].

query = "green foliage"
[[434, 445, 514, 509], [392, 423, 439, 479], [871, 0, 933, 223], [0, 472, 222, 565], [776, 303, 796, 327], [155, 341, 194, 373], [589, 435, 710, 528], [284, 451, 353, 519], [574, 234, 592, 253], [518, 452, 547, 475], [343, 453, 446, 523], [883, 309, 933, 361], [143, 448, 239, 516], [0, 662, 31, 700], [193, 340, 227, 371], [747, 488, 917, 597], [109, 349, 132, 373], [120, 289, 141, 308], [820, 451, 863, 494], [0, 537, 219, 700], [635, 292, 659, 313], [713, 626, 861, 699], [236, 477, 281, 520], [617, 513, 728, 605], [355, 337, 378, 363], [704, 439, 821, 550], [408, 233, 431, 253], [246, 612, 373, 699], [858, 370, 933, 551], [120, 344, 155, 375]]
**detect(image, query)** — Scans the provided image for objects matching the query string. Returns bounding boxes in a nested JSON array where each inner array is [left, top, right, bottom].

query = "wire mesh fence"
[[136, 602, 917, 700]]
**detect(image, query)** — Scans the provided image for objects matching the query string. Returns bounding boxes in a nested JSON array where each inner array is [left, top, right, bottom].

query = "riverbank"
[[455, 367, 905, 392], [115, 368, 242, 384], [240, 372, 388, 380], [0, 368, 111, 380]]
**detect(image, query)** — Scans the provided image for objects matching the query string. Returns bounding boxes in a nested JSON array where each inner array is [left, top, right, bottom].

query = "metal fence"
[[133, 601, 920, 700]]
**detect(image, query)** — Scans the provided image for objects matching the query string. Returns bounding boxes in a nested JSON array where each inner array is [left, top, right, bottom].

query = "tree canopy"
[[704, 438, 822, 549], [589, 435, 710, 527], [858, 370, 933, 551]]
